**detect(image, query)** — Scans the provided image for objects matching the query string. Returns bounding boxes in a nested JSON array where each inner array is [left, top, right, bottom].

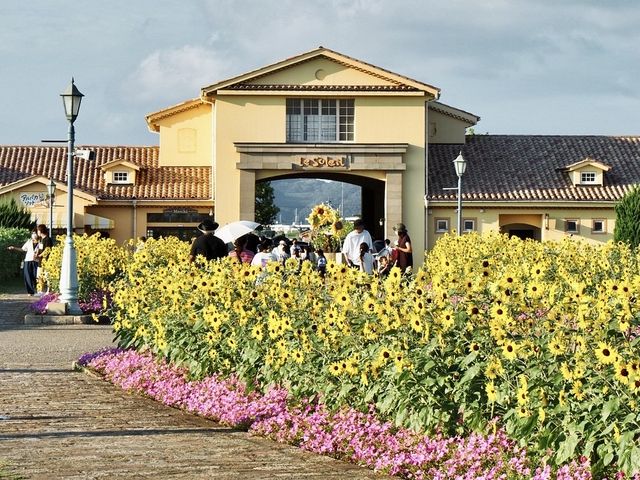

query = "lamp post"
[[47, 178, 56, 236], [59, 79, 83, 314], [453, 152, 467, 234]]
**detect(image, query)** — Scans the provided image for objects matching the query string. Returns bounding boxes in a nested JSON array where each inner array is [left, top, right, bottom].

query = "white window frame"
[[286, 98, 354, 143], [463, 218, 476, 232], [112, 171, 130, 184], [580, 171, 597, 184], [565, 219, 579, 234], [435, 218, 449, 233], [592, 218, 606, 234]]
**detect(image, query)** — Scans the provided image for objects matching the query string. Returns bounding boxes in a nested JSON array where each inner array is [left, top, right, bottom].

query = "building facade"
[[1, 48, 639, 262]]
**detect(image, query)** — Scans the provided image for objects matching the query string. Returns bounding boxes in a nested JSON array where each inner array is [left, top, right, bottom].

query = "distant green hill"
[[269, 178, 361, 224]]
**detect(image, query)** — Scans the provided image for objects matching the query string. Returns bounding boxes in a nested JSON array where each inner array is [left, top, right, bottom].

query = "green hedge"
[[0, 227, 30, 282]]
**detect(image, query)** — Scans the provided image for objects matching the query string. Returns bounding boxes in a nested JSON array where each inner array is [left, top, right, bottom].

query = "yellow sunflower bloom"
[[595, 342, 617, 365]]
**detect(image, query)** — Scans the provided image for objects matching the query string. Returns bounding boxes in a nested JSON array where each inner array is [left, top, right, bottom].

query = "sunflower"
[[292, 350, 304, 364], [595, 341, 618, 365], [485, 382, 498, 403], [614, 362, 631, 385], [469, 342, 481, 354], [548, 336, 565, 356], [560, 362, 573, 381], [501, 341, 519, 361], [537, 407, 546, 425], [485, 357, 504, 379], [329, 361, 343, 376]]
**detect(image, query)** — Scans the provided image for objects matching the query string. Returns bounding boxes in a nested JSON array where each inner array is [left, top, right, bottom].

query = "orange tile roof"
[[428, 135, 640, 203], [0, 146, 210, 201]]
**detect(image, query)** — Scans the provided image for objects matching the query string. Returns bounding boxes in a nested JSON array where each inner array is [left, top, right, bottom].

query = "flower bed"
[[80, 348, 596, 479], [102, 233, 640, 477]]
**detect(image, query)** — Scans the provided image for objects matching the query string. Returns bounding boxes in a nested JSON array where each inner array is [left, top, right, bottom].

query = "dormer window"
[[100, 159, 140, 186], [561, 158, 611, 187], [580, 171, 596, 184], [113, 171, 130, 184]]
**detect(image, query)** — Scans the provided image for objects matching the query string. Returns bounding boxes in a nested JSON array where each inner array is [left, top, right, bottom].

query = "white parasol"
[[214, 220, 260, 244]]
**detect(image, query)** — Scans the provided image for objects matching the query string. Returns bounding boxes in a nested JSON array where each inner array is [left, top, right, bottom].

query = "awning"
[[30, 212, 114, 230]]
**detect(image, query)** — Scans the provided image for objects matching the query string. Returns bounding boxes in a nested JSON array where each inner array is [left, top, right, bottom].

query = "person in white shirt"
[[7, 231, 40, 295], [341, 219, 373, 269], [251, 242, 277, 269], [272, 240, 290, 263]]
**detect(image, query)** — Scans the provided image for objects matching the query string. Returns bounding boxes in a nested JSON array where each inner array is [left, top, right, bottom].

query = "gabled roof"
[[146, 98, 205, 133], [100, 159, 141, 171], [0, 175, 96, 202], [429, 101, 480, 125], [562, 157, 612, 172], [201, 47, 441, 97], [0, 146, 210, 201], [428, 135, 640, 203]]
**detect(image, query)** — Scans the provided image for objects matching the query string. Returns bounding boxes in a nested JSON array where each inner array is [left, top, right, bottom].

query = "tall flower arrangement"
[[306, 203, 351, 253]]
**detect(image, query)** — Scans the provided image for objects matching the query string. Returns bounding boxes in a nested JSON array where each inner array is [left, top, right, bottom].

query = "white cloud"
[[125, 45, 232, 104]]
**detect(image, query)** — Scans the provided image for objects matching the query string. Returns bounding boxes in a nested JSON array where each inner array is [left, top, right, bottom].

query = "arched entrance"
[[257, 172, 386, 240], [499, 214, 544, 242], [502, 223, 542, 241], [234, 142, 408, 242]]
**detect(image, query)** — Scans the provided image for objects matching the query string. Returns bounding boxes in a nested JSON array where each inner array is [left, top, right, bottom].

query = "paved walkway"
[[0, 288, 389, 479]]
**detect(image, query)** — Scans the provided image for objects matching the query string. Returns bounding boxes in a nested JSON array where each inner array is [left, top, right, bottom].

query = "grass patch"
[[0, 459, 24, 480]]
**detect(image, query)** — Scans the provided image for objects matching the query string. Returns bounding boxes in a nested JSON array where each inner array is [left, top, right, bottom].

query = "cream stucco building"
[[1, 47, 639, 263]]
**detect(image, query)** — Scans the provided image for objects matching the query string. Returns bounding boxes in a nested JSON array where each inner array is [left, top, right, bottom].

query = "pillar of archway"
[[238, 170, 256, 220], [384, 172, 403, 241]]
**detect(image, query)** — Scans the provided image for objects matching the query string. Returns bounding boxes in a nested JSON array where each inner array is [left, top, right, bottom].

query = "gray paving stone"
[[0, 289, 390, 479]]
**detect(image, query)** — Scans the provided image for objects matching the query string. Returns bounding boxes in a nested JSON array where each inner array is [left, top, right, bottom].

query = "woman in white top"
[[359, 242, 374, 275], [7, 231, 40, 295]]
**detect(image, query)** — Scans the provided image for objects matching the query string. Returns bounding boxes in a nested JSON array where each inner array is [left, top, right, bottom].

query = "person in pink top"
[[228, 235, 255, 264]]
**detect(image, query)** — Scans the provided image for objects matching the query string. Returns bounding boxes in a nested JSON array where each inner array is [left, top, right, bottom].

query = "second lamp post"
[[453, 152, 467, 234]]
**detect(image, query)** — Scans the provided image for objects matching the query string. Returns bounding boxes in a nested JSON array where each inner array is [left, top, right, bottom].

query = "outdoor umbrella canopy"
[[214, 220, 260, 243]]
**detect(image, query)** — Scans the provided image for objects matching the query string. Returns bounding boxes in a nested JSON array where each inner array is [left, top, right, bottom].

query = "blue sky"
[[1, 0, 638, 146]]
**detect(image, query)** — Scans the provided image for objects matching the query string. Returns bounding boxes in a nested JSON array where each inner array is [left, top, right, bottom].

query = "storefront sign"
[[162, 207, 198, 214], [299, 156, 348, 168], [19, 192, 48, 208]]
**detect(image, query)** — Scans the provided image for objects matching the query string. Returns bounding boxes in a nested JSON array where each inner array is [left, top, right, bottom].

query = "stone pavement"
[[0, 289, 390, 479]]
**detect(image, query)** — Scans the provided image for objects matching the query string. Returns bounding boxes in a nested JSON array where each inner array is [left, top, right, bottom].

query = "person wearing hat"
[[341, 218, 373, 269], [393, 222, 413, 273], [189, 218, 228, 263]]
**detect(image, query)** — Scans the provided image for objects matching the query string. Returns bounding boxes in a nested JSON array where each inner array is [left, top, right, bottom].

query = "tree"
[[614, 186, 640, 248], [0, 198, 34, 229], [255, 181, 280, 226]]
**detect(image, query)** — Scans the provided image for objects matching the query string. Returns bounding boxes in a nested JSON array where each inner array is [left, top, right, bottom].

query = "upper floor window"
[[113, 171, 130, 184], [286, 99, 354, 142], [580, 171, 597, 184]]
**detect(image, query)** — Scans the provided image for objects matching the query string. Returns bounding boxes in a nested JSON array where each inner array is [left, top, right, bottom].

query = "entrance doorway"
[[258, 173, 386, 240], [502, 223, 541, 242]]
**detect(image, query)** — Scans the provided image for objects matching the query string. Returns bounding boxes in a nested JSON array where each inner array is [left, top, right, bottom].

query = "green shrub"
[[614, 186, 640, 249], [0, 198, 35, 229], [0, 227, 30, 282]]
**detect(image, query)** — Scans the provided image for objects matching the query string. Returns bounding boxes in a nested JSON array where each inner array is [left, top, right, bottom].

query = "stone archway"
[[234, 142, 408, 241]]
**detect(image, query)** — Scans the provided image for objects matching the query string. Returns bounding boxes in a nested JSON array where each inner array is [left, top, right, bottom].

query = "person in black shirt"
[[189, 219, 228, 263]]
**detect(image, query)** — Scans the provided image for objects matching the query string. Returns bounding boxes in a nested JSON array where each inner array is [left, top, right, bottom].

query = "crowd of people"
[[189, 218, 413, 277]]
